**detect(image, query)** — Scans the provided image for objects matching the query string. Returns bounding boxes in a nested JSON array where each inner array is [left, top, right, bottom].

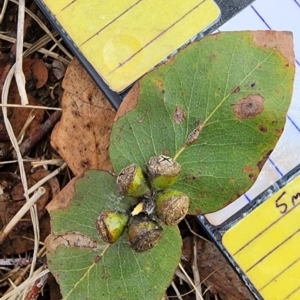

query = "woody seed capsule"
[[147, 155, 181, 190], [96, 211, 129, 244], [127, 213, 163, 252], [117, 164, 150, 197], [156, 189, 189, 226]]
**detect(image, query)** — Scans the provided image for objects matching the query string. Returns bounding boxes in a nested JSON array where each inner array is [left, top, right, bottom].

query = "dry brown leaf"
[[23, 58, 49, 89], [51, 59, 116, 176], [0, 54, 44, 143], [182, 236, 255, 300], [114, 82, 139, 121], [46, 175, 78, 212], [7, 81, 44, 138], [52, 59, 66, 81]]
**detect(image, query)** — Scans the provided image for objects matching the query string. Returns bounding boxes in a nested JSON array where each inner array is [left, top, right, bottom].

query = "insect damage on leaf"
[[233, 94, 265, 119], [173, 106, 186, 124]]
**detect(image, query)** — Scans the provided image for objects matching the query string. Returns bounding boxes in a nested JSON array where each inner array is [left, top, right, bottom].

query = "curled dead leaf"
[[51, 59, 115, 175]]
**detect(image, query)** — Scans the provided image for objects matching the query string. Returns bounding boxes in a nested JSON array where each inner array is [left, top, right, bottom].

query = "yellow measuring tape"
[[41, 0, 220, 92], [223, 175, 300, 300]]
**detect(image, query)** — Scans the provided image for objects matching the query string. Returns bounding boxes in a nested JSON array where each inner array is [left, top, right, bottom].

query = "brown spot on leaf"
[[250, 82, 256, 88], [209, 53, 217, 61], [173, 106, 186, 124], [162, 149, 170, 155], [185, 174, 197, 182], [252, 31, 295, 64], [258, 125, 267, 133], [275, 128, 284, 135], [233, 94, 265, 119], [249, 173, 257, 180], [154, 78, 164, 89], [257, 150, 273, 171], [243, 166, 253, 173]]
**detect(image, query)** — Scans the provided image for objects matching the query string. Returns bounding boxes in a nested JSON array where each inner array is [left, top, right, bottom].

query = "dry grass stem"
[[10, 0, 73, 59], [0, 1, 68, 298], [171, 281, 184, 300], [0, 103, 62, 110], [0, 0, 9, 24], [2, 268, 49, 300], [4, 248, 47, 296], [184, 218, 212, 244], [0, 32, 70, 64], [178, 262, 204, 300], [15, 0, 28, 106], [192, 235, 202, 299], [27, 162, 67, 195], [174, 269, 192, 287], [31, 158, 64, 168], [16, 112, 35, 144], [2, 61, 40, 284]]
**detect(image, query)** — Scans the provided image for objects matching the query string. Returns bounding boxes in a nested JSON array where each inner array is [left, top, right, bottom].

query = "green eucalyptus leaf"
[[47, 170, 182, 300], [110, 31, 295, 214]]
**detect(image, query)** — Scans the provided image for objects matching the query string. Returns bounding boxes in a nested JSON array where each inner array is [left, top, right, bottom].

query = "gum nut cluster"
[[96, 155, 189, 252]]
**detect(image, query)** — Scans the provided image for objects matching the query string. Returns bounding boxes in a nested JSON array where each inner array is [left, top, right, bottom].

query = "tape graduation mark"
[[35, 0, 220, 93], [198, 164, 300, 300]]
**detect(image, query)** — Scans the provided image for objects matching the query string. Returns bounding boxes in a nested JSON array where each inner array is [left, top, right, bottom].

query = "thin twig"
[[16, 110, 62, 157], [0, 257, 46, 266]]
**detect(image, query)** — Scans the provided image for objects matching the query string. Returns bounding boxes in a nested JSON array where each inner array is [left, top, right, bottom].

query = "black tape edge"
[[197, 163, 300, 300], [34, 0, 123, 110]]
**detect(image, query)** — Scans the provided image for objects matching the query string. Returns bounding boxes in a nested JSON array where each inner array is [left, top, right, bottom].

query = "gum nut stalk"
[[127, 213, 163, 252], [147, 155, 181, 190], [117, 164, 150, 197], [156, 189, 189, 226], [96, 211, 129, 244]]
